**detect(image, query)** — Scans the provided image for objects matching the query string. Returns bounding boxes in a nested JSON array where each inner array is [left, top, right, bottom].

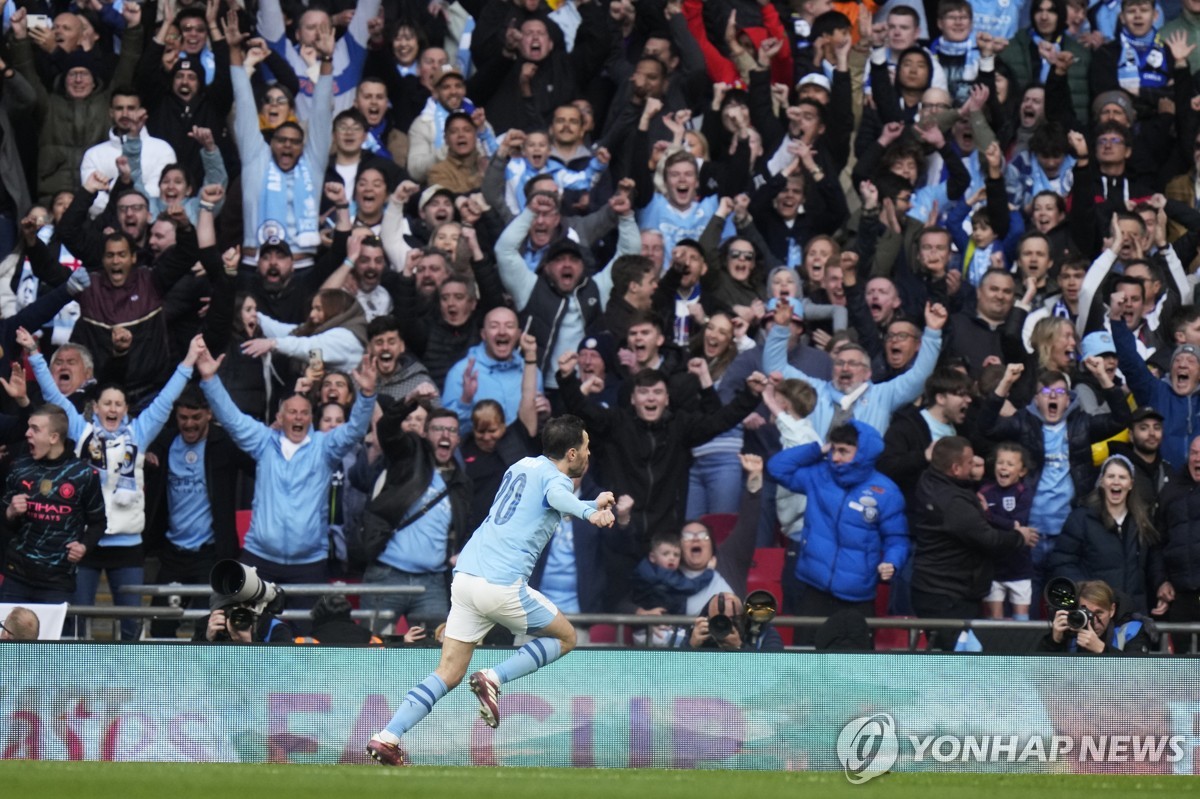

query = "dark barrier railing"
[[55, 592, 1200, 653]]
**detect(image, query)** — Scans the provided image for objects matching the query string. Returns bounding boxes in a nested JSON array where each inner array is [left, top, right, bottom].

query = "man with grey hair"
[[764, 299, 947, 437], [41, 344, 96, 411]]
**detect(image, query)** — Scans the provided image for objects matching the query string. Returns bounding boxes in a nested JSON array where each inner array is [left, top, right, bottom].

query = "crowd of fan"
[[1, 0, 1200, 652]]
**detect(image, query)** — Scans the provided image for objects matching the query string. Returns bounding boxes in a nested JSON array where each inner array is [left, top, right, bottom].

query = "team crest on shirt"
[[59, 483, 75, 499], [39, 480, 53, 496], [1003, 496, 1016, 512], [185, 450, 199, 464]]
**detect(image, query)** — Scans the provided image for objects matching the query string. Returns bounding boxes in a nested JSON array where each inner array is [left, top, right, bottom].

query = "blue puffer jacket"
[[767, 420, 909, 602]]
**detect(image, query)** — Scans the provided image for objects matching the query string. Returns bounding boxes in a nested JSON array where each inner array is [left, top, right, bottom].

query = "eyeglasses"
[[832, 359, 869, 369], [923, 102, 952, 111], [117, 203, 147, 213], [1096, 136, 1126, 147], [681, 531, 710, 541], [728, 249, 755, 260], [885, 331, 918, 342], [428, 424, 459, 435], [335, 122, 365, 133], [1039, 387, 1068, 396], [264, 95, 290, 106]]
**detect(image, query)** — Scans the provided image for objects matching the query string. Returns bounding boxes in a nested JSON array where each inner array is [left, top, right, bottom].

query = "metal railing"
[[49, 599, 1200, 653], [66, 605, 396, 641]]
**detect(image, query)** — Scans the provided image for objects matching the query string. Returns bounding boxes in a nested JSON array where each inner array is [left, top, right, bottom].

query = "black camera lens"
[[1066, 608, 1092, 631], [228, 606, 257, 631], [708, 613, 734, 639]]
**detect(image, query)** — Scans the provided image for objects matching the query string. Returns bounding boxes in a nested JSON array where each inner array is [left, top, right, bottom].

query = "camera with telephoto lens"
[[707, 612, 734, 640], [1044, 577, 1093, 633], [209, 560, 284, 636]]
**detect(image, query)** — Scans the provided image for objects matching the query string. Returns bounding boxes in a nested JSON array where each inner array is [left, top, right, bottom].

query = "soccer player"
[[366, 415, 616, 766]]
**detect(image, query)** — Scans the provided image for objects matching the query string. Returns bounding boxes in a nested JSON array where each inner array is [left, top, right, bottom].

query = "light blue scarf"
[[260, 155, 320, 251], [1117, 27, 1168, 91], [1030, 153, 1076, 197], [931, 35, 980, 79]]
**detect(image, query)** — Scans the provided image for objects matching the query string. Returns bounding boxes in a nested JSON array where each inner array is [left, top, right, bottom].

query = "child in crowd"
[[980, 443, 1036, 620], [630, 533, 715, 615], [762, 377, 821, 538], [503, 130, 608, 214]]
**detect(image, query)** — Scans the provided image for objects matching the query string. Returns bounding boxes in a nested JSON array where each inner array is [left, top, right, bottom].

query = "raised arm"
[[23, 338, 87, 442], [196, 350, 273, 456]]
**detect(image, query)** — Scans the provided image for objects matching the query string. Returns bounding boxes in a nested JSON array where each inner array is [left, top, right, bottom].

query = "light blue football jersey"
[[455, 456, 597, 585]]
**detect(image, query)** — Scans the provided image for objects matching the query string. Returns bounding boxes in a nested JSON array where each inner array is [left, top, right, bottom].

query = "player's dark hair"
[[542, 414, 587, 459]]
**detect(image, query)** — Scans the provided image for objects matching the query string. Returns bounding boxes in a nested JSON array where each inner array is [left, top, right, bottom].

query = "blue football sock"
[[494, 637, 563, 684], [384, 673, 449, 737], [1012, 612, 1030, 621]]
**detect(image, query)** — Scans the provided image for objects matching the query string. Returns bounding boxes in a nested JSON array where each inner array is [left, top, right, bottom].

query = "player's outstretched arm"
[[593, 491, 615, 510], [547, 483, 612, 526]]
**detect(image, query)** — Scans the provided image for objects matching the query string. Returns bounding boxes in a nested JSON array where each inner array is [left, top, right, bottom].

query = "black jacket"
[[876, 405, 934, 503], [910, 469, 1027, 601], [359, 401, 472, 561], [978, 389, 1133, 499], [558, 371, 761, 538], [1152, 471, 1200, 593], [144, 423, 255, 562], [1035, 602, 1154, 654], [1048, 504, 1153, 615]]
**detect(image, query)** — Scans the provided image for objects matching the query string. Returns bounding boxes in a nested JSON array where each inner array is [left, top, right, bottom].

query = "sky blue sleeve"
[[29, 352, 86, 443], [545, 480, 596, 522]]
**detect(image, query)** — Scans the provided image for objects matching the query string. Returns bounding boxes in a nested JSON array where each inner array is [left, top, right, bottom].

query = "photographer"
[[196, 600, 293, 643], [192, 561, 292, 643], [686, 591, 784, 651], [1037, 579, 1152, 655]]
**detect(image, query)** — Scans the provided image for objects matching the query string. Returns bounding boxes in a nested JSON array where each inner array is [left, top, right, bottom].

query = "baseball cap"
[[259, 236, 292, 257], [434, 65, 466, 86], [1171, 344, 1200, 366], [418, 184, 455, 212], [797, 73, 832, 93], [1079, 330, 1116, 360], [539, 239, 585, 269], [1130, 406, 1164, 424], [173, 58, 202, 77]]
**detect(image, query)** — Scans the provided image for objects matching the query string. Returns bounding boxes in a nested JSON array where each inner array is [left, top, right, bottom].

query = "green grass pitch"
[[1, 762, 1195, 799]]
